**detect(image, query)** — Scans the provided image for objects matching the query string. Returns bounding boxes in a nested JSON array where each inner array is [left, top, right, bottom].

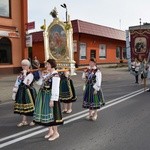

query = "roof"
[[129, 23, 150, 31], [31, 19, 126, 43], [31, 31, 43, 43], [72, 20, 125, 41]]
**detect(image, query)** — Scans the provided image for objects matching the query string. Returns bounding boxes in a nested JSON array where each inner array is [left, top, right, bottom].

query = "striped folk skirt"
[[59, 78, 77, 103], [33, 89, 63, 126], [14, 84, 36, 116], [83, 83, 102, 110]]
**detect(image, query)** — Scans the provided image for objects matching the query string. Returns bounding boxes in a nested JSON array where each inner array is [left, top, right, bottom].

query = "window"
[[0, 0, 11, 18], [79, 43, 86, 60], [99, 44, 106, 58], [73, 40, 77, 52], [0, 37, 12, 64], [116, 47, 121, 59], [123, 47, 127, 59]]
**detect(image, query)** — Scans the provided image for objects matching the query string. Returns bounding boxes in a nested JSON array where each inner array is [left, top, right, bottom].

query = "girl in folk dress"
[[82, 58, 102, 121], [33, 59, 63, 141], [59, 71, 77, 114], [13, 59, 36, 127]]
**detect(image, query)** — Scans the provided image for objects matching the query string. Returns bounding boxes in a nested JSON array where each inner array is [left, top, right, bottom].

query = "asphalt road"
[[0, 67, 150, 150]]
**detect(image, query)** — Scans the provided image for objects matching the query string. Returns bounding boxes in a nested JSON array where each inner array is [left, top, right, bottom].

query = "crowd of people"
[[12, 57, 105, 141], [130, 57, 150, 91], [12, 55, 150, 141]]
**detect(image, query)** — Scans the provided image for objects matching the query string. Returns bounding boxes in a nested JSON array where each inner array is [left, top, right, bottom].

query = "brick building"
[[0, 0, 28, 74], [0, 0, 126, 74], [31, 20, 126, 66]]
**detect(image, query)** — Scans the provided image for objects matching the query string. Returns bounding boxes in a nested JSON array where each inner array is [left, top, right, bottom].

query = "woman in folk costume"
[[13, 59, 36, 127], [59, 71, 77, 114], [82, 58, 102, 121], [33, 59, 63, 141]]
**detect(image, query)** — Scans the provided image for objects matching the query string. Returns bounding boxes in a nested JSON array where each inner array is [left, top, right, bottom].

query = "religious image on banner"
[[48, 24, 67, 59], [134, 37, 147, 53]]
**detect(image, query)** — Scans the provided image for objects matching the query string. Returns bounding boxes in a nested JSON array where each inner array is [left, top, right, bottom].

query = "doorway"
[[90, 49, 96, 59]]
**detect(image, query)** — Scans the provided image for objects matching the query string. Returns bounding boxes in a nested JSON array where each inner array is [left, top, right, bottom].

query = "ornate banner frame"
[[43, 16, 76, 75]]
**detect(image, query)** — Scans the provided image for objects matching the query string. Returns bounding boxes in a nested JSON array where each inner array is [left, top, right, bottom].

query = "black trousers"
[[135, 71, 139, 83]]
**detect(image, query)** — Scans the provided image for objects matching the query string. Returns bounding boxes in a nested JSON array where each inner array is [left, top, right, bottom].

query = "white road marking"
[[0, 88, 146, 148], [64, 89, 145, 124], [106, 88, 145, 104], [0, 126, 43, 142]]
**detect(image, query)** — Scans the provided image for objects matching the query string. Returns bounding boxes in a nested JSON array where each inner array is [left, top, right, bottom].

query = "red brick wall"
[[73, 33, 126, 65], [0, 0, 28, 74], [32, 42, 45, 63], [32, 32, 126, 66]]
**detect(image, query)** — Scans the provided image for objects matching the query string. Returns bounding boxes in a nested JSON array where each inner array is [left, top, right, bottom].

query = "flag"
[[26, 22, 35, 30]]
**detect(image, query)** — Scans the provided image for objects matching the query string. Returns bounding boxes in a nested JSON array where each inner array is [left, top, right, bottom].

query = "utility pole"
[[60, 3, 68, 23]]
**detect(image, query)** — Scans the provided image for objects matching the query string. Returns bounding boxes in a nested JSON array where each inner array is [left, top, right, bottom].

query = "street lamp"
[[60, 3, 68, 23]]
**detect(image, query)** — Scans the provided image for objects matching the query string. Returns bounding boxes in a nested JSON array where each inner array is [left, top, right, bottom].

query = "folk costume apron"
[[83, 68, 102, 110]]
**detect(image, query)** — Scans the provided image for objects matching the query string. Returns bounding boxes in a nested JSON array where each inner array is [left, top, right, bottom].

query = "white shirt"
[[135, 62, 141, 71], [51, 71, 60, 101], [93, 70, 102, 91]]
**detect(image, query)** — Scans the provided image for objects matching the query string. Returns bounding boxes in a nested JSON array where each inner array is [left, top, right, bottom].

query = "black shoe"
[[101, 103, 105, 106], [147, 89, 150, 92]]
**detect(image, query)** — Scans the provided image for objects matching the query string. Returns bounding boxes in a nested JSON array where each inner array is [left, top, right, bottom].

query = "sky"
[[28, 0, 150, 32]]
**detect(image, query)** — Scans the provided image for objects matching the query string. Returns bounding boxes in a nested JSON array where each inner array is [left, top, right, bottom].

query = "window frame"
[[116, 46, 121, 59], [73, 40, 77, 52], [79, 42, 87, 60], [0, 0, 11, 18], [123, 47, 127, 59], [99, 44, 106, 59]]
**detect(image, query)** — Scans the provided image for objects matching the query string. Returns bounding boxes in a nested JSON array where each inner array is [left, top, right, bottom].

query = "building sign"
[[26, 35, 32, 47], [0, 30, 19, 37], [26, 22, 35, 30], [0, 31, 8, 36]]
